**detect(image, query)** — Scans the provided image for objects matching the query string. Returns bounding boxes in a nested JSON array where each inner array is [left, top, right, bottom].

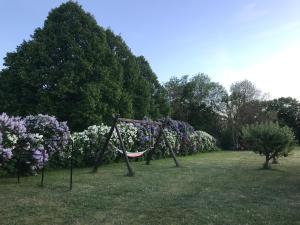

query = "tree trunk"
[[263, 155, 271, 169], [272, 156, 279, 164]]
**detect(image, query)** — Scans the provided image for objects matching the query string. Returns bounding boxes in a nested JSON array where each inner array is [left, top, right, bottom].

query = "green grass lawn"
[[1, 148, 300, 225]]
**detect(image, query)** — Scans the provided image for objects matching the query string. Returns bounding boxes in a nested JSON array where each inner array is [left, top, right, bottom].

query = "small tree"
[[242, 122, 295, 169]]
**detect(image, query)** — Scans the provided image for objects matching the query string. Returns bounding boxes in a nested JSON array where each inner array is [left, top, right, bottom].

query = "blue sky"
[[0, 0, 300, 99]]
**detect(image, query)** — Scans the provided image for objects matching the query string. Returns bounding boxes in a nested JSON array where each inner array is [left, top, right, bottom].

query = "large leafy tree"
[[225, 80, 270, 149], [105, 30, 169, 119], [136, 56, 169, 119], [164, 73, 227, 137], [0, 2, 121, 130], [0, 2, 168, 131]]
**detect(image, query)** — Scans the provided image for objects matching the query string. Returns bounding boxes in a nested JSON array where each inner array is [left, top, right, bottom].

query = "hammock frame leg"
[[146, 120, 180, 167], [92, 116, 118, 172], [115, 123, 135, 176], [162, 130, 180, 167]]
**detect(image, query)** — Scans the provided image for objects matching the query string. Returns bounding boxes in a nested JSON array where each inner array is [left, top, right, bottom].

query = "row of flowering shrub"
[[71, 119, 218, 167], [1, 113, 218, 176]]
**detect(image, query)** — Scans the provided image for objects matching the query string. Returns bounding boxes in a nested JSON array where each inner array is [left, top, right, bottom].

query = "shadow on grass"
[[42, 184, 71, 192], [0, 178, 20, 185], [255, 167, 285, 173]]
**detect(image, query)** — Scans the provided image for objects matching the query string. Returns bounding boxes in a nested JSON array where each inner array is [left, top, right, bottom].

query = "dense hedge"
[[71, 119, 218, 167], [1, 113, 218, 176]]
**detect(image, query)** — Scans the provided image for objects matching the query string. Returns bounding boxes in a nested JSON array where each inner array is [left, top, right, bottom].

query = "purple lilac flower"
[[32, 148, 49, 168], [25, 114, 70, 154], [1, 148, 13, 160]]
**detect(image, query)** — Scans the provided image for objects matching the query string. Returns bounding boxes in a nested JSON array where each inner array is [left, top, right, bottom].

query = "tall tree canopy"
[[0, 2, 169, 131], [223, 79, 276, 149]]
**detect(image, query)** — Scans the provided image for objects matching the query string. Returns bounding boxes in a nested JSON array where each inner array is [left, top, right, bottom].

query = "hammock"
[[117, 149, 149, 158]]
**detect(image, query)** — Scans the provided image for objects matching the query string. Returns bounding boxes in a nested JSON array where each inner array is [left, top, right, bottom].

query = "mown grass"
[[1, 148, 300, 225]]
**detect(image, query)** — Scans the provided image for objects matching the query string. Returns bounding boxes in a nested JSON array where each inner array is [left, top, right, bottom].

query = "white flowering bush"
[[194, 130, 217, 152], [163, 129, 178, 149], [181, 130, 217, 153], [153, 129, 178, 158], [188, 132, 202, 153], [71, 124, 114, 166], [71, 122, 140, 166], [115, 123, 138, 150]]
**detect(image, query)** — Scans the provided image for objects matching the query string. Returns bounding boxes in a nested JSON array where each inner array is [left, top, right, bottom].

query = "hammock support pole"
[[92, 116, 118, 172], [162, 130, 180, 167], [146, 120, 180, 167], [115, 123, 135, 176]]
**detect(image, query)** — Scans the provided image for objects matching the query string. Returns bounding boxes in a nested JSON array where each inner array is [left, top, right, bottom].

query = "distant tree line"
[[164, 76, 300, 148], [0, 1, 299, 148]]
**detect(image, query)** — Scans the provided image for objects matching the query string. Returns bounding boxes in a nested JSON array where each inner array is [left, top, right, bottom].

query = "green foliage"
[[223, 80, 275, 149], [230, 79, 261, 104], [0, 2, 169, 131], [164, 73, 227, 138], [219, 128, 235, 150], [242, 122, 296, 169], [267, 97, 300, 144]]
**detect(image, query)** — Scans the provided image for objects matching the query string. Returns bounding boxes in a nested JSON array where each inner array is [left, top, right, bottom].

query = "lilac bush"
[[163, 118, 194, 142], [0, 113, 25, 163], [0, 113, 40, 174], [0, 113, 70, 175], [71, 124, 113, 166], [32, 147, 49, 169], [71, 123, 140, 165], [135, 122, 156, 150], [195, 130, 217, 151], [71, 118, 218, 165], [24, 114, 70, 158], [162, 119, 196, 155]]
